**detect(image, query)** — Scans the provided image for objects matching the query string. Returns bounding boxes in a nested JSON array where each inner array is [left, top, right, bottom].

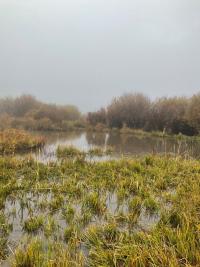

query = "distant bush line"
[[87, 93, 200, 136], [1, 93, 200, 137], [0, 95, 85, 131]]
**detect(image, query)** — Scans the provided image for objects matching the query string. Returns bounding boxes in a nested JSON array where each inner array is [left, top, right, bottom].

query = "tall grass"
[[0, 129, 45, 154]]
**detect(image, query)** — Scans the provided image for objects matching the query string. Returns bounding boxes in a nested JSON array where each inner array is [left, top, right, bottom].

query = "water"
[[28, 131, 200, 161], [1, 131, 199, 265], [3, 191, 160, 253]]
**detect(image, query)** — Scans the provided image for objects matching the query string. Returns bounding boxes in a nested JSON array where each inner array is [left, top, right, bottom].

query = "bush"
[[86, 93, 200, 136], [0, 95, 84, 132]]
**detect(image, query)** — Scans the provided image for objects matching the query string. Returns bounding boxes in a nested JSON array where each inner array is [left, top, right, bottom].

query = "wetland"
[[25, 130, 200, 161], [0, 129, 200, 266]]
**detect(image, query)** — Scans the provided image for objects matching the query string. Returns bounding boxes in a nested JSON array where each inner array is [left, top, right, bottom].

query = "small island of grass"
[[0, 129, 45, 154]]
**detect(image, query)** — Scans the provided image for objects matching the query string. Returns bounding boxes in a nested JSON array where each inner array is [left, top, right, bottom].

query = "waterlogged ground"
[[27, 131, 200, 161], [1, 154, 200, 266]]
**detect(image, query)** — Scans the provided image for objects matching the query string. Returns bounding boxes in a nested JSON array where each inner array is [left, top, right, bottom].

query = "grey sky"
[[0, 0, 200, 112]]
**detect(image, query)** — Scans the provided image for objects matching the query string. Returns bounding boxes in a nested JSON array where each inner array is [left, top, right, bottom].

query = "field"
[[0, 144, 200, 266]]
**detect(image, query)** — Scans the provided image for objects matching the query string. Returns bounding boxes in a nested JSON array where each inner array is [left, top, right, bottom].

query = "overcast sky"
[[0, 0, 200, 111]]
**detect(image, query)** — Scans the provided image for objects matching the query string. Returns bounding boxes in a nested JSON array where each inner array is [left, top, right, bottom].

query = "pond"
[[29, 131, 200, 161], [1, 132, 199, 266]]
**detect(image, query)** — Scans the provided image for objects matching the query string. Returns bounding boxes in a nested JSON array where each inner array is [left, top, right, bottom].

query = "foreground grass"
[[0, 129, 45, 154], [0, 154, 200, 266]]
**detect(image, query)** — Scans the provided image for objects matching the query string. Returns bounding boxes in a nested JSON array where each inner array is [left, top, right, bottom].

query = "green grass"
[[23, 215, 44, 233], [87, 147, 104, 157], [56, 145, 85, 159], [57, 145, 114, 160], [1, 154, 200, 266], [12, 238, 85, 267]]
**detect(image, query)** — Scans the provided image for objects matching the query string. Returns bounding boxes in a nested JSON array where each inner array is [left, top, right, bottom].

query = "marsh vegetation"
[[20, 130, 200, 162], [1, 94, 200, 266], [0, 149, 200, 266], [0, 129, 45, 154]]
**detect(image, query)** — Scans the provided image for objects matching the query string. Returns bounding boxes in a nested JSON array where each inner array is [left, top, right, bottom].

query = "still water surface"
[[29, 131, 200, 161]]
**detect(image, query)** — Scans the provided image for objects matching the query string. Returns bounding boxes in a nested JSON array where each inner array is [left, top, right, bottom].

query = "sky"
[[0, 0, 200, 112]]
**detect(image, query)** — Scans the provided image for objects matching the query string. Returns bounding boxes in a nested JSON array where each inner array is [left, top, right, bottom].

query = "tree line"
[[0, 95, 83, 131], [87, 93, 200, 136], [1, 93, 200, 136]]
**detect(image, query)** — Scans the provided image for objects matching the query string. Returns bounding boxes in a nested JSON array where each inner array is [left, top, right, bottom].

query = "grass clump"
[[57, 145, 113, 160], [0, 129, 45, 154], [12, 238, 85, 267], [44, 216, 57, 238], [64, 225, 78, 243], [62, 205, 75, 222], [144, 196, 159, 213], [87, 147, 104, 157], [56, 145, 85, 159], [128, 196, 143, 212], [49, 195, 64, 212], [1, 154, 200, 266], [82, 192, 106, 215], [23, 215, 44, 233], [0, 212, 12, 259]]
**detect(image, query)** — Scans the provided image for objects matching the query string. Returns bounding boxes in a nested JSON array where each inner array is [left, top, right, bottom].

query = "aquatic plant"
[[12, 238, 85, 267], [144, 196, 159, 213], [128, 196, 143, 212], [23, 215, 44, 233], [49, 195, 64, 212], [0, 154, 200, 266], [44, 216, 57, 238], [56, 145, 85, 159], [87, 147, 104, 157], [82, 192, 106, 215], [79, 209, 93, 226], [0, 212, 12, 259], [62, 204, 75, 222]]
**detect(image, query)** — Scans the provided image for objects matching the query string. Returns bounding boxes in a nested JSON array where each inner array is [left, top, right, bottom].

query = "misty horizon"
[[1, 0, 200, 112], [0, 91, 200, 114]]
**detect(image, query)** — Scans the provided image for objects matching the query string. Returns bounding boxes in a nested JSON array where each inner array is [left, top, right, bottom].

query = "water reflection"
[[28, 131, 200, 162], [86, 132, 198, 157]]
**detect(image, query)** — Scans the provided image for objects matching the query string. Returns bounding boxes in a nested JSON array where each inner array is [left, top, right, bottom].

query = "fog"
[[0, 0, 200, 111]]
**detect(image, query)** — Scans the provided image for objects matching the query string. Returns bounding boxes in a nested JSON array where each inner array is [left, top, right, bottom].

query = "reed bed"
[[0, 152, 200, 266], [0, 129, 45, 154]]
